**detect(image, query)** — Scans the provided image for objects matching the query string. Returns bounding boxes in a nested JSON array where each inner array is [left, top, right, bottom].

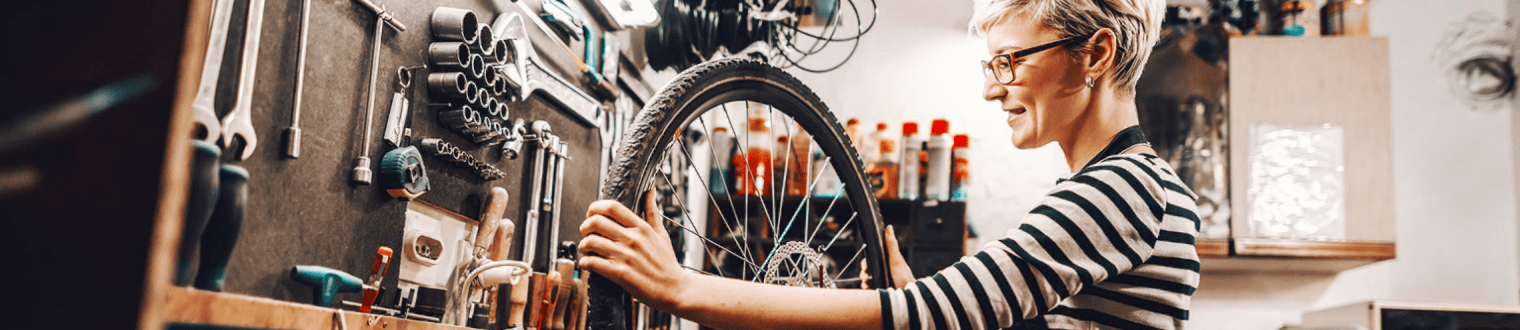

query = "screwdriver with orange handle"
[[360, 246, 393, 313]]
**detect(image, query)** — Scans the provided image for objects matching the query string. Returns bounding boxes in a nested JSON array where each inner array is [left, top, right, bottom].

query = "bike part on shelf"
[[590, 58, 888, 329], [378, 146, 429, 201], [188, 0, 235, 143], [285, 0, 314, 159], [219, 0, 267, 160]]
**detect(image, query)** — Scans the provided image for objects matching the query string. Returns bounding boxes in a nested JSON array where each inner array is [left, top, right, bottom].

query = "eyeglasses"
[[981, 35, 1088, 85]]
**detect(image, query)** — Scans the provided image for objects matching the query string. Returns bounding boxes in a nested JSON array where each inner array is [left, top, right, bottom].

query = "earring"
[[1085, 76, 1095, 88]]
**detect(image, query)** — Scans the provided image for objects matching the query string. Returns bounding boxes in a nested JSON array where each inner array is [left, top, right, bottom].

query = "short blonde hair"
[[970, 0, 1165, 95]]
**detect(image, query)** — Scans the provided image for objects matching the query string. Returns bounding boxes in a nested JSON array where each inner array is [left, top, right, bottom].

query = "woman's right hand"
[[577, 190, 692, 312], [863, 225, 915, 288]]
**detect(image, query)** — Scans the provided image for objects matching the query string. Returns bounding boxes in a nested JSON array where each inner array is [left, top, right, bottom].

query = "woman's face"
[[983, 16, 1091, 149]]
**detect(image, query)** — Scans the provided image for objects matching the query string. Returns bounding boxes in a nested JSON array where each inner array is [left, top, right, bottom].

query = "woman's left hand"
[[577, 190, 692, 312]]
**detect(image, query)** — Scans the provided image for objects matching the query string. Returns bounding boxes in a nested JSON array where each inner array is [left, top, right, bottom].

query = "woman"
[[577, 0, 1200, 329]]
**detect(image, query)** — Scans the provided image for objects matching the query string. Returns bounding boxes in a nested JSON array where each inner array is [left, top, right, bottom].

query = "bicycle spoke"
[[720, 103, 779, 261], [658, 213, 756, 272], [657, 157, 755, 270], [833, 244, 867, 284], [670, 137, 756, 265], [823, 211, 857, 252], [693, 116, 754, 265]]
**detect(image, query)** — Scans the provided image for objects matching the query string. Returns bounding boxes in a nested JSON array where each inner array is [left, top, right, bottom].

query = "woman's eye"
[[997, 62, 1012, 70]]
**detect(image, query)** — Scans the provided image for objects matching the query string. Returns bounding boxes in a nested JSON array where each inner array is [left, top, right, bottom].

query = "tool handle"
[[194, 165, 249, 291], [475, 187, 510, 252], [487, 221, 516, 261], [176, 141, 221, 286], [370, 246, 394, 275]]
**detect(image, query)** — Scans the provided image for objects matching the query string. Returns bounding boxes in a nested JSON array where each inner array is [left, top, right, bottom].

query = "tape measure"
[[379, 146, 430, 201]]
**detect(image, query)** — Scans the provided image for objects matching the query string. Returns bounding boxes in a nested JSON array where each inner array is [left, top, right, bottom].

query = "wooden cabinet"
[[1200, 36, 1396, 273]]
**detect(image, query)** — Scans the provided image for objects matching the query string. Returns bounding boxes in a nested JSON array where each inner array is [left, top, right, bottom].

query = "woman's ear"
[[1085, 28, 1118, 80]]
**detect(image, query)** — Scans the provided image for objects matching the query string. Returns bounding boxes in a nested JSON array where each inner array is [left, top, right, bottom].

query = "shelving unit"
[[1198, 36, 1396, 274]]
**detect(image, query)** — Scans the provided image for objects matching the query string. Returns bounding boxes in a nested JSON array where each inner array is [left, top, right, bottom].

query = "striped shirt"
[[879, 154, 1201, 330]]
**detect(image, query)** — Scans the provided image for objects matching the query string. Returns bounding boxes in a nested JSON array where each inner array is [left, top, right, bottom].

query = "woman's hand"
[[862, 225, 915, 288], [577, 190, 691, 312]]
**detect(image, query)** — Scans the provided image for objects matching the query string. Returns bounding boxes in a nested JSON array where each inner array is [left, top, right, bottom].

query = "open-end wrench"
[[220, 0, 268, 160], [188, 0, 237, 143], [283, 0, 313, 159]]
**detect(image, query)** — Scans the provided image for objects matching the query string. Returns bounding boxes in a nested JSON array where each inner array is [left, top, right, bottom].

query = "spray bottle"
[[924, 119, 953, 201], [899, 122, 923, 200], [710, 126, 735, 194], [871, 123, 899, 199], [950, 134, 970, 201]]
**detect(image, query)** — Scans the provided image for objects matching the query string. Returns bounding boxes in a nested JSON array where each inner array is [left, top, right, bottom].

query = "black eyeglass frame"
[[981, 35, 1089, 85]]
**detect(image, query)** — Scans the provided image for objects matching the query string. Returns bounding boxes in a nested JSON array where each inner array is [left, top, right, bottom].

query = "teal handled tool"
[[176, 141, 221, 286], [291, 265, 364, 307], [193, 165, 248, 291]]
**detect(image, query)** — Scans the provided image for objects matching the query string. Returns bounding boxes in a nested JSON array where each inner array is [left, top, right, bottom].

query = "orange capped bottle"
[[734, 108, 773, 196]]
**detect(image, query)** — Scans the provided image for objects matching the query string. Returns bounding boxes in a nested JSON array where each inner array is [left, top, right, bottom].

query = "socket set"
[[426, 7, 521, 147], [420, 138, 507, 180]]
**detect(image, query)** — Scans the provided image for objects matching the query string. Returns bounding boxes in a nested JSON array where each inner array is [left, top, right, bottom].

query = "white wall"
[[787, 0, 1520, 329]]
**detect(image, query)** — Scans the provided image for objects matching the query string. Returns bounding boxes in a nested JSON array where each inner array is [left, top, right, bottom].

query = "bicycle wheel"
[[588, 58, 889, 330]]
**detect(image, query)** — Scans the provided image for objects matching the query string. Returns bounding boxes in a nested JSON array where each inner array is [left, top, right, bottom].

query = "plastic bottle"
[[950, 134, 970, 201], [735, 108, 773, 196], [924, 119, 953, 201], [870, 123, 899, 199], [898, 122, 923, 200], [709, 127, 735, 194], [810, 140, 842, 198], [784, 128, 813, 197]]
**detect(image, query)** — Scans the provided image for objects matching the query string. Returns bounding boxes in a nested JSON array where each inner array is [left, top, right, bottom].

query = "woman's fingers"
[[580, 215, 636, 243], [587, 199, 648, 230], [643, 189, 668, 237]]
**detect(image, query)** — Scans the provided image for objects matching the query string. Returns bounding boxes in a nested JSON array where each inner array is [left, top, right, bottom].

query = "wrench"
[[220, 0, 268, 160], [188, 0, 237, 143]]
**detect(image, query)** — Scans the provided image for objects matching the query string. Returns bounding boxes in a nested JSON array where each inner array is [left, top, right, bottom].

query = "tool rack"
[[8, 0, 652, 328]]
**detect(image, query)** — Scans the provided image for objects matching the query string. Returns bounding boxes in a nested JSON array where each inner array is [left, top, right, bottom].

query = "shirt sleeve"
[[879, 157, 1168, 330]]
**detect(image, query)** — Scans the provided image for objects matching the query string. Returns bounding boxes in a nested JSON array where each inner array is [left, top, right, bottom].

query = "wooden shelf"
[[1198, 238, 1395, 274], [161, 286, 471, 330]]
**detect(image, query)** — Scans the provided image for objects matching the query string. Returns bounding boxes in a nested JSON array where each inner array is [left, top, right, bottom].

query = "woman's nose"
[[983, 75, 1007, 101]]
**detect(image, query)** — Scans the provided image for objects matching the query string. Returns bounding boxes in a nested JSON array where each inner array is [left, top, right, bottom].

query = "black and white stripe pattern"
[[881, 154, 1201, 330]]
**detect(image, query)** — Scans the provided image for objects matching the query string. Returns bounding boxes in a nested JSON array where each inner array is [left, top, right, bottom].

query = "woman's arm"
[[577, 192, 882, 330]]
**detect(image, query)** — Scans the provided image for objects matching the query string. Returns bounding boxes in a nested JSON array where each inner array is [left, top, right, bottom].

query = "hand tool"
[[361, 247, 394, 312], [350, 0, 406, 185], [291, 265, 364, 307], [509, 274, 531, 328], [525, 272, 550, 329], [176, 140, 221, 286], [219, 0, 267, 160], [548, 243, 577, 330], [427, 71, 470, 98], [378, 146, 429, 201], [428, 42, 472, 72], [501, 118, 527, 160], [382, 67, 414, 148], [430, 7, 478, 44], [490, 12, 601, 129], [188, 0, 235, 143], [521, 121, 554, 271], [284, 0, 313, 159], [470, 24, 496, 59], [419, 138, 506, 180], [475, 187, 510, 258], [546, 141, 569, 254], [485, 220, 517, 326], [571, 270, 588, 330], [194, 165, 249, 291]]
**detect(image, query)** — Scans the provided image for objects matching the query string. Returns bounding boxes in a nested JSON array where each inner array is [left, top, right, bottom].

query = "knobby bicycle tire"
[[588, 58, 889, 330]]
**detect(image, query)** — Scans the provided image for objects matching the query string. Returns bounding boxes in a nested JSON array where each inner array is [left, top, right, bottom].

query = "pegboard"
[[194, 0, 641, 306]]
